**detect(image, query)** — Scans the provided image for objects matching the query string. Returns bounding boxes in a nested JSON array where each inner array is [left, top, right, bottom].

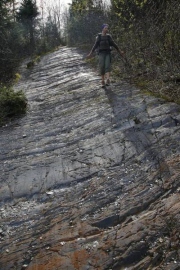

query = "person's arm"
[[87, 38, 99, 58], [109, 35, 124, 57]]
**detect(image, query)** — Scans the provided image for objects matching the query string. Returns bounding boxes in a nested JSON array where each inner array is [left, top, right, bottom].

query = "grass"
[[132, 76, 180, 105], [0, 85, 27, 126]]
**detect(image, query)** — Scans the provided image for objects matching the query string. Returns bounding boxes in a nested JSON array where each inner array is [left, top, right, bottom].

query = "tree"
[[67, 0, 108, 45], [0, 0, 20, 82], [16, 0, 39, 53], [10, 0, 19, 21], [109, 0, 180, 89]]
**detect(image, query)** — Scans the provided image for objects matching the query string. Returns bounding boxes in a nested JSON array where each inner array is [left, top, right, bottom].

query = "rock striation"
[[0, 47, 180, 270]]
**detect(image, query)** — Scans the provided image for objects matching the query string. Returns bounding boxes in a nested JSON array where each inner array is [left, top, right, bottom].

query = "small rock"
[[93, 241, 99, 248], [46, 191, 54, 195], [159, 237, 164, 243]]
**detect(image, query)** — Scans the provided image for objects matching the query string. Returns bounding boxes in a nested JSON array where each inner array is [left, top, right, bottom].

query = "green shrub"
[[0, 86, 27, 126], [14, 73, 21, 83], [27, 61, 35, 69]]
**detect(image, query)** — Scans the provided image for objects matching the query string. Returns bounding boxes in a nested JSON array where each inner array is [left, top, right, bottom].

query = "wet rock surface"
[[0, 47, 180, 270]]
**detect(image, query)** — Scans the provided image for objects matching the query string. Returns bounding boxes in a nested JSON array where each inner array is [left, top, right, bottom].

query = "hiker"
[[87, 24, 124, 87]]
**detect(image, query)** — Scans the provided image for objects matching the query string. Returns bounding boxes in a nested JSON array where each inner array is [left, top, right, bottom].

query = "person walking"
[[87, 24, 124, 88]]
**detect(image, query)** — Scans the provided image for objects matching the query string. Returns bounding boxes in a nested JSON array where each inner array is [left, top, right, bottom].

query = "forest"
[[0, 0, 180, 125]]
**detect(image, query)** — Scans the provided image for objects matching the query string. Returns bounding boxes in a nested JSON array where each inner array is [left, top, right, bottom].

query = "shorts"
[[99, 53, 111, 75]]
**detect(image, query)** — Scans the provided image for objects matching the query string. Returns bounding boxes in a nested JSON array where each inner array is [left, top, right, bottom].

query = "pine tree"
[[16, 0, 39, 53]]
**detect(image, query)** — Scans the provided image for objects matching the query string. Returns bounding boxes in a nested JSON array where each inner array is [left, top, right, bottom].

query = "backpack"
[[95, 33, 112, 55]]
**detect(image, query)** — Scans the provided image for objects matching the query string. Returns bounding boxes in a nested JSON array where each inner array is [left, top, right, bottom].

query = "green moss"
[[14, 73, 21, 83]]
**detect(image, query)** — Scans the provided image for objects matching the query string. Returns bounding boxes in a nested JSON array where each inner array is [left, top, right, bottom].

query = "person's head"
[[102, 24, 109, 34]]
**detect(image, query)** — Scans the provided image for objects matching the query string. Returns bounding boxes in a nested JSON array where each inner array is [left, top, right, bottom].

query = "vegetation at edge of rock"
[[66, 0, 180, 104], [0, 0, 66, 123], [0, 0, 66, 84], [0, 85, 27, 126]]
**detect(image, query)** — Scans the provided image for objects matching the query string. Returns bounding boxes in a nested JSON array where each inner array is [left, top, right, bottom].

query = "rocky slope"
[[0, 47, 180, 270]]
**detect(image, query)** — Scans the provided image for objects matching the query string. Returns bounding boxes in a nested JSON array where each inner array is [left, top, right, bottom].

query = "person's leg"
[[99, 53, 105, 87], [101, 74, 105, 86], [105, 54, 111, 85], [106, 72, 110, 83]]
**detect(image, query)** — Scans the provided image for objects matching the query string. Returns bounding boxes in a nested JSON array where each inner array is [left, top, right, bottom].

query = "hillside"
[[0, 47, 179, 270]]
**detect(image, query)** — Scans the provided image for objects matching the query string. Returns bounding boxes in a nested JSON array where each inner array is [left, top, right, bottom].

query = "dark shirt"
[[91, 34, 119, 53]]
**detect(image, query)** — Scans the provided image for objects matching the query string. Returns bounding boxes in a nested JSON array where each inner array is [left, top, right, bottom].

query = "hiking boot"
[[106, 79, 110, 86]]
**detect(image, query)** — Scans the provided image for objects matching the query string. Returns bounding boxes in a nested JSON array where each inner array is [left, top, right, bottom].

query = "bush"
[[0, 86, 27, 126]]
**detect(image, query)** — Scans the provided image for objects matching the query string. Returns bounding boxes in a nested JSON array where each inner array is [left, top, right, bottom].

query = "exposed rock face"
[[0, 47, 179, 270]]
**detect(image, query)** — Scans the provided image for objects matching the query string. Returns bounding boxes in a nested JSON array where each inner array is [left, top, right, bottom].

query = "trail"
[[0, 47, 179, 270]]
